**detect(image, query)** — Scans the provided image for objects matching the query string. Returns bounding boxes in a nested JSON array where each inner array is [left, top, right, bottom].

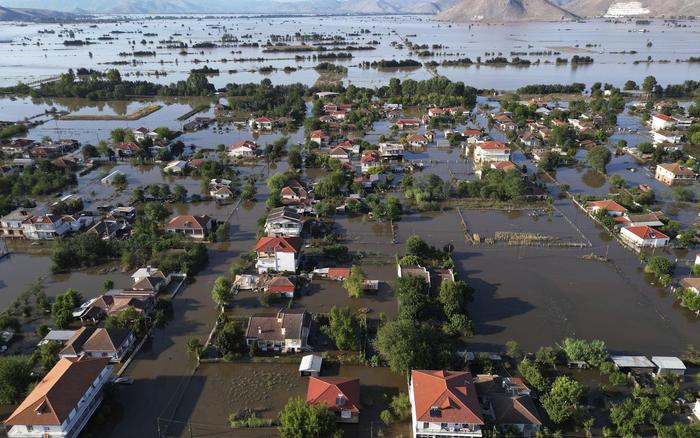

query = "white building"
[[409, 370, 484, 438], [620, 226, 670, 248], [4, 357, 112, 438], [473, 141, 511, 164], [255, 236, 302, 273], [651, 356, 686, 377], [264, 207, 303, 237], [651, 114, 675, 132], [21, 215, 70, 240]]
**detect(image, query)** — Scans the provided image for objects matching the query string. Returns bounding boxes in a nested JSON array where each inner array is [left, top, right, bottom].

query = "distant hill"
[[0, 5, 81, 21], [436, 0, 578, 22], [561, 0, 700, 18]]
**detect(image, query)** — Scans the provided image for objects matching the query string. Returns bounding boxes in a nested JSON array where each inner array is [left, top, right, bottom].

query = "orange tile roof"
[[4, 357, 110, 426], [255, 236, 303, 253], [477, 141, 509, 151], [623, 225, 669, 240], [411, 370, 484, 425], [306, 377, 360, 414], [166, 215, 211, 230], [587, 199, 628, 213]]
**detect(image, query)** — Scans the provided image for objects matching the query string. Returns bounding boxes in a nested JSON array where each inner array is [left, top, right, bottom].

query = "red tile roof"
[[306, 377, 360, 414], [623, 225, 669, 240], [255, 236, 303, 253], [411, 370, 484, 425], [477, 141, 509, 151], [586, 199, 628, 213], [653, 114, 674, 122], [328, 268, 351, 279], [267, 276, 295, 293]]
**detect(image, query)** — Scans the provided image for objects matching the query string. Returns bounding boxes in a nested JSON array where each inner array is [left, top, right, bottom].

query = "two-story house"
[[264, 207, 303, 237], [473, 141, 511, 164], [255, 236, 303, 273], [655, 163, 696, 185], [409, 370, 485, 438], [0, 209, 32, 239], [4, 357, 112, 438], [21, 214, 70, 240], [59, 327, 136, 363], [244, 308, 310, 353]]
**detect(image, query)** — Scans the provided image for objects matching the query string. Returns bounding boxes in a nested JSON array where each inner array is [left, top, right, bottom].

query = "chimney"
[[257, 326, 262, 334], [281, 327, 286, 336]]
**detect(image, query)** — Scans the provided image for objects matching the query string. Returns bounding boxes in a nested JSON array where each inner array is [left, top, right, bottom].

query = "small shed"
[[299, 354, 322, 377], [611, 356, 655, 374], [651, 356, 686, 376]]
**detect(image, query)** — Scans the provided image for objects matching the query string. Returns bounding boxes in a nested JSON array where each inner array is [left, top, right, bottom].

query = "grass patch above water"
[[61, 104, 161, 120]]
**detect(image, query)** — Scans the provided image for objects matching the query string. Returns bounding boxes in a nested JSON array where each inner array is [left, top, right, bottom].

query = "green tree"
[[642, 75, 657, 95], [216, 319, 245, 357], [323, 305, 360, 351], [375, 319, 449, 373], [105, 307, 147, 337], [438, 280, 472, 317], [560, 338, 608, 367], [518, 358, 549, 392], [645, 256, 675, 277], [587, 145, 612, 173], [405, 234, 430, 260], [541, 376, 585, 424], [278, 397, 339, 438], [211, 276, 233, 309], [51, 288, 83, 328], [0, 356, 34, 404], [343, 266, 366, 298], [33, 341, 62, 372]]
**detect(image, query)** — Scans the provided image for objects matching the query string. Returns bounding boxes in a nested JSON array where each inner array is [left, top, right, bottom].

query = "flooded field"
[[159, 362, 409, 438], [1, 16, 699, 90]]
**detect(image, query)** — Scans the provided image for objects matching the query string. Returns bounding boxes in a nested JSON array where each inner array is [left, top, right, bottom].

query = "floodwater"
[[0, 15, 699, 90]]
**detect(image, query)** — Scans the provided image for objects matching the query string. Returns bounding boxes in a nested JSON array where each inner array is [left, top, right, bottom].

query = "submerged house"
[[306, 377, 360, 423], [244, 308, 310, 353]]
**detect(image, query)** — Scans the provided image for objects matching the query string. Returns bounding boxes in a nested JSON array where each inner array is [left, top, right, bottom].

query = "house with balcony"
[[409, 370, 485, 438], [264, 207, 303, 237], [655, 163, 696, 185], [4, 357, 112, 438], [244, 308, 310, 353], [21, 214, 70, 240], [59, 327, 135, 363], [360, 150, 382, 173], [306, 377, 360, 423], [0, 209, 32, 239], [379, 142, 405, 160], [473, 141, 511, 164], [255, 236, 303, 273]]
